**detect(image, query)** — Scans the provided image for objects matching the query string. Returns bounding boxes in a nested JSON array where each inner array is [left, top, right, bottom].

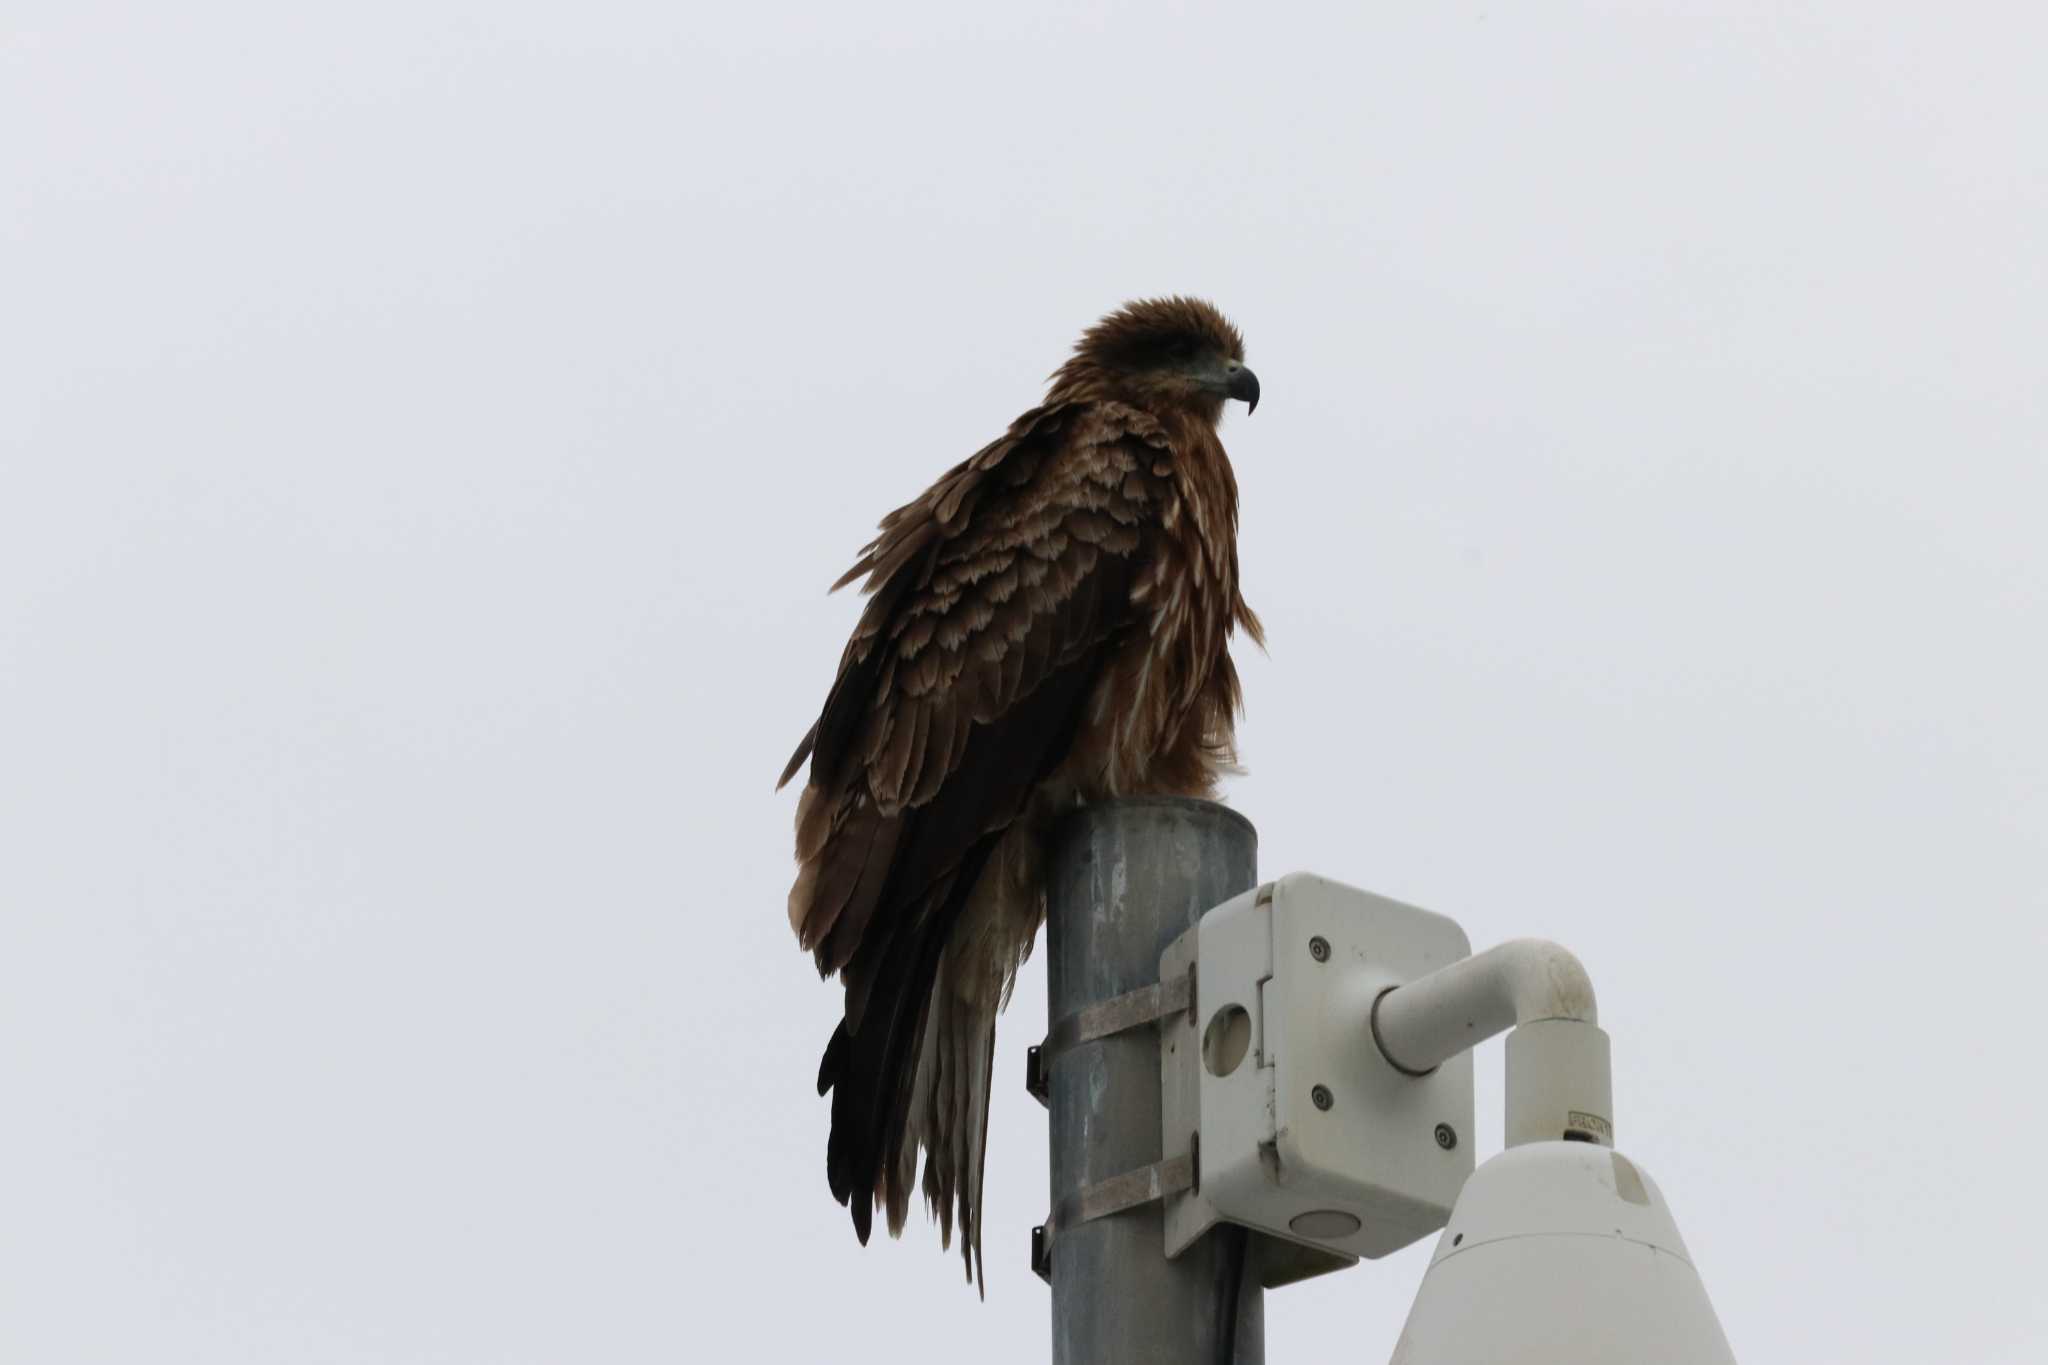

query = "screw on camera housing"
[[1308, 935, 1331, 963], [1434, 1122, 1458, 1150], [1311, 1084, 1334, 1111]]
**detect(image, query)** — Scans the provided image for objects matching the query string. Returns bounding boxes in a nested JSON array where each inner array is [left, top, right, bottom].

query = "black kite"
[[778, 297, 1263, 1286]]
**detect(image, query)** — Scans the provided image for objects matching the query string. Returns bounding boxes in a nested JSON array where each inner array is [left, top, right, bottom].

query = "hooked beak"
[[1226, 362, 1260, 414]]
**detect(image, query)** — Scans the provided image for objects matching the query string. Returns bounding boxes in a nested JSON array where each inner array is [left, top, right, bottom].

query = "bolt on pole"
[[1043, 797, 1263, 1365]]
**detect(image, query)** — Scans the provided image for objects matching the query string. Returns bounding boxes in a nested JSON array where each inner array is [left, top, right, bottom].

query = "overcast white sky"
[[5, 3, 2045, 1361]]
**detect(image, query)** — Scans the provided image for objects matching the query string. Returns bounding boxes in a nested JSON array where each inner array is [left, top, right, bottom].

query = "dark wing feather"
[[782, 401, 1167, 1250], [820, 639, 1109, 1245]]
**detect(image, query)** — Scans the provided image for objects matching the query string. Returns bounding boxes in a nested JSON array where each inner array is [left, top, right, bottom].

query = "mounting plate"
[[1160, 873, 1475, 1283]]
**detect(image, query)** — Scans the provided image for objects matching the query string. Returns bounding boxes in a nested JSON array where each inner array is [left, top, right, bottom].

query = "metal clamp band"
[[1031, 1152, 1195, 1282], [1025, 966, 1196, 1105]]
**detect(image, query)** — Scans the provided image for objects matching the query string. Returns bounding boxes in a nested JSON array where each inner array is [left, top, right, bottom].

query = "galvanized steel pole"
[[1044, 797, 1263, 1365]]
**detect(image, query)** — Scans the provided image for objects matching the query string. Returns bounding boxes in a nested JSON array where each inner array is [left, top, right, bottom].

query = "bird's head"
[[1050, 296, 1259, 420]]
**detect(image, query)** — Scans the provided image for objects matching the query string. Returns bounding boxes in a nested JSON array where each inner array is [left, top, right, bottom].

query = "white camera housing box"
[[1159, 873, 1475, 1284]]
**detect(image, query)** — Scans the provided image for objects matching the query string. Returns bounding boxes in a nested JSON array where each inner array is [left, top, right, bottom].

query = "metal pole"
[[1044, 797, 1263, 1365]]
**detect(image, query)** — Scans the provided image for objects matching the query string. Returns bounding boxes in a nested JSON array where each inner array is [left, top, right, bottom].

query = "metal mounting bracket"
[[1025, 965, 1195, 1106], [1031, 1152, 1195, 1281]]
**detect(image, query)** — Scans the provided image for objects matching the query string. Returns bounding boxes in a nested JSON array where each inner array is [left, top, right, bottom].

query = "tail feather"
[[968, 1024, 996, 1287], [914, 968, 988, 1280], [910, 821, 1041, 1291], [821, 842, 994, 1246], [817, 818, 1043, 1288], [913, 1010, 998, 1290]]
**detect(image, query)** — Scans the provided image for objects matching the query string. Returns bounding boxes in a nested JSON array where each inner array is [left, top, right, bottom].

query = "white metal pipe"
[[1506, 1017, 1614, 1148], [1370, 938, 1598, 1076]]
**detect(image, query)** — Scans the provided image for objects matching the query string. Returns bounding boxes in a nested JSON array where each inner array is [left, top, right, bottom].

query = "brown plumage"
[[778, 297, 1264, 1288]]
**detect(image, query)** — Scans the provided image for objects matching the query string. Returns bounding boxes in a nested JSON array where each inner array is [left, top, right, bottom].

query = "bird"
[[777, 297, 1263, 1288]]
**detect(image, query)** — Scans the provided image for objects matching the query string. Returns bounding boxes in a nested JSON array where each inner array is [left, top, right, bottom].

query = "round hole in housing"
[[1289, 1209, 1362, 1240], [1202, 1004, 1251, 1076]]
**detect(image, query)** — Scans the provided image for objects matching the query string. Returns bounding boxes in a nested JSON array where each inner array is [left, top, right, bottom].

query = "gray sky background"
[[5, 4, 2045, 1361]]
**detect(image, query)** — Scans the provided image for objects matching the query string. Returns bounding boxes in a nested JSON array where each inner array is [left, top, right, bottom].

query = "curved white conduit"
[[1371, 938, 1614, 1148], [1371, 938, 1598, 1075]]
